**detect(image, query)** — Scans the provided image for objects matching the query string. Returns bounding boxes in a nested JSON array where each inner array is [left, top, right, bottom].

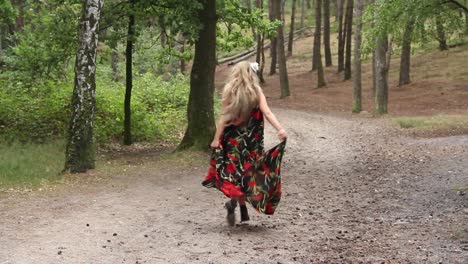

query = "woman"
[[202, 61, 287, 226]]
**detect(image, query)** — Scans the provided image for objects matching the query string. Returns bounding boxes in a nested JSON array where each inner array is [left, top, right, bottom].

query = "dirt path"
[[1, 109, 467, 263]]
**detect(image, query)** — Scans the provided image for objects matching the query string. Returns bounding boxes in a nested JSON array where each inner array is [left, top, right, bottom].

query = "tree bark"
[[352, 0, 363, 113], [255, 0, 265, 83], [300, 0, 306, 31], [324, 0, 332, 66], [344, 0, 353, 80], [123, 0, 135, 146], [177, 0, 217, 150], [178, 33, 186, 74], [313, 0, 326, 87], [256, 0, 266, 83], [269, 0, 278, 75], [275, 0, 290, 98], [288, 0, 297, 56], [399, 21, 413, 86], [111, 49, 119, 82], [65, 0, 103, 173], [436, 16, 448, 50], [337, 0, 344, 72], [375, 35, 389, 115]]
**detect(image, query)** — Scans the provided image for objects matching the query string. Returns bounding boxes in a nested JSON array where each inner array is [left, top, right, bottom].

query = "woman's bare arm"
[[258, 91, 287, 140], [210, 101, 229, 148]]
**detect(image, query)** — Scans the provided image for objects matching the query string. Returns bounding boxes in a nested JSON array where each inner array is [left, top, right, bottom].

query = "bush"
[[0, 73, 189, 144]]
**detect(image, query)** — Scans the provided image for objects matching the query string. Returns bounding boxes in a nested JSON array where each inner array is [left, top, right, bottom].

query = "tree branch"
[[443, 0, 468, 13]]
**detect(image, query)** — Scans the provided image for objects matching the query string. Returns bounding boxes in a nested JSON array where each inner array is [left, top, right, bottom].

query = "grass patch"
[[0, 141, 65, 189], [453, 184, 468, 192], [393, 115, 468, 130]]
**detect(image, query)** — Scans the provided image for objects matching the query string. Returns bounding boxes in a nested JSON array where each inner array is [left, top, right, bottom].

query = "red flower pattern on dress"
[[202, 106, 286, 215], [228, 138, 239, 146], [226, 163, 236, 174]]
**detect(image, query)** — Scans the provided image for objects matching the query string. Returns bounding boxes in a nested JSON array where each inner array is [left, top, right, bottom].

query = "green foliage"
[[0, 140, 65, 189], [0, 73, 190, 144], [0, 0, 16, 25], [216, 0, 281, 54], [362, 0, 467, 56], [3, 2, 81, 81]]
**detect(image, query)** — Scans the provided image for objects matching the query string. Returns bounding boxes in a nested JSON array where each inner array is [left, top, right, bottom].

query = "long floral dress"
[[202, 107, 286, 215]]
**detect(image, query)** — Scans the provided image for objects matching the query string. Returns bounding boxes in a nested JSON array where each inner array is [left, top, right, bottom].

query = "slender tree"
[[256, 0, 266, 83], [65, 0, 103, 173], [123, 0, 136, 145], [177, 0, 217, 150], [344, 0, 353, 80], [352, 0, 363, 113], [375, 34, 389, 114], [275, 0, 290, 97], [399, 20, 414, 86], [288, 0, 297, 56], [300, 0, 306, 31], [269, 0, 278, 75], [337, 0, 344, 72], [313, 0, 326, 87], [178, 32, 186, 74], [436, 16, 448, 50], [323, 0, 332, 66]]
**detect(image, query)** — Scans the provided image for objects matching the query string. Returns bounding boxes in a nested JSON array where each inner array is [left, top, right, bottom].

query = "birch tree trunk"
[[65, 0, 103, 173], [177, 0, 217, 150], [275, 0, 290, 98], [352, 0, 363, 113]]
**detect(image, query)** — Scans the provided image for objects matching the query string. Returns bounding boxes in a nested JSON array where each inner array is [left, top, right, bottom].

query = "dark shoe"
[[240, 205, 250, 222], [225, 199, 237, 226]]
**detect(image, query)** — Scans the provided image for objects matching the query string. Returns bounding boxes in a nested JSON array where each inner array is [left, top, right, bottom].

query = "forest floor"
[[1, 36, 468, 263]]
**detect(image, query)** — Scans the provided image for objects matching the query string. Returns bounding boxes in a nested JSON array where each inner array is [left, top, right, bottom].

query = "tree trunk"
[[375, 35, 389, 115], [372, 51, 376, 97], [307, 0, 312, 9], [344, 0, 353, 80], [123, 0, 135, 146], [288, 0, 297, 56], [352, 0, 363, 113], [111, 49, 119, 82], [15, 0, 24, 31], [300, 0, 306, 31], [177, 0, 217, 150], [324, 0, 332, 66], [178, 33, 186, 74], [436, 17, 448, 50], [337, 0, 344, 72], [314, 0, 326, 87], [269, 0, 278, 75], [65, 0, 103, 173], [275, 0, 290, 98], [256, 0, 266, 83], [399, 20, 413, 86]]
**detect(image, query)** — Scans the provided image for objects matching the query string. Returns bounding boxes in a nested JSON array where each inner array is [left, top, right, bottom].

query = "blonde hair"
[[222, 61, 261, 123]]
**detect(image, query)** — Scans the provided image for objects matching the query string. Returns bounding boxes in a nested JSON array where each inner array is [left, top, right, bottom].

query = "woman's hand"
[[278, 129, 287, 141], [210, 140, 220, 149]]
